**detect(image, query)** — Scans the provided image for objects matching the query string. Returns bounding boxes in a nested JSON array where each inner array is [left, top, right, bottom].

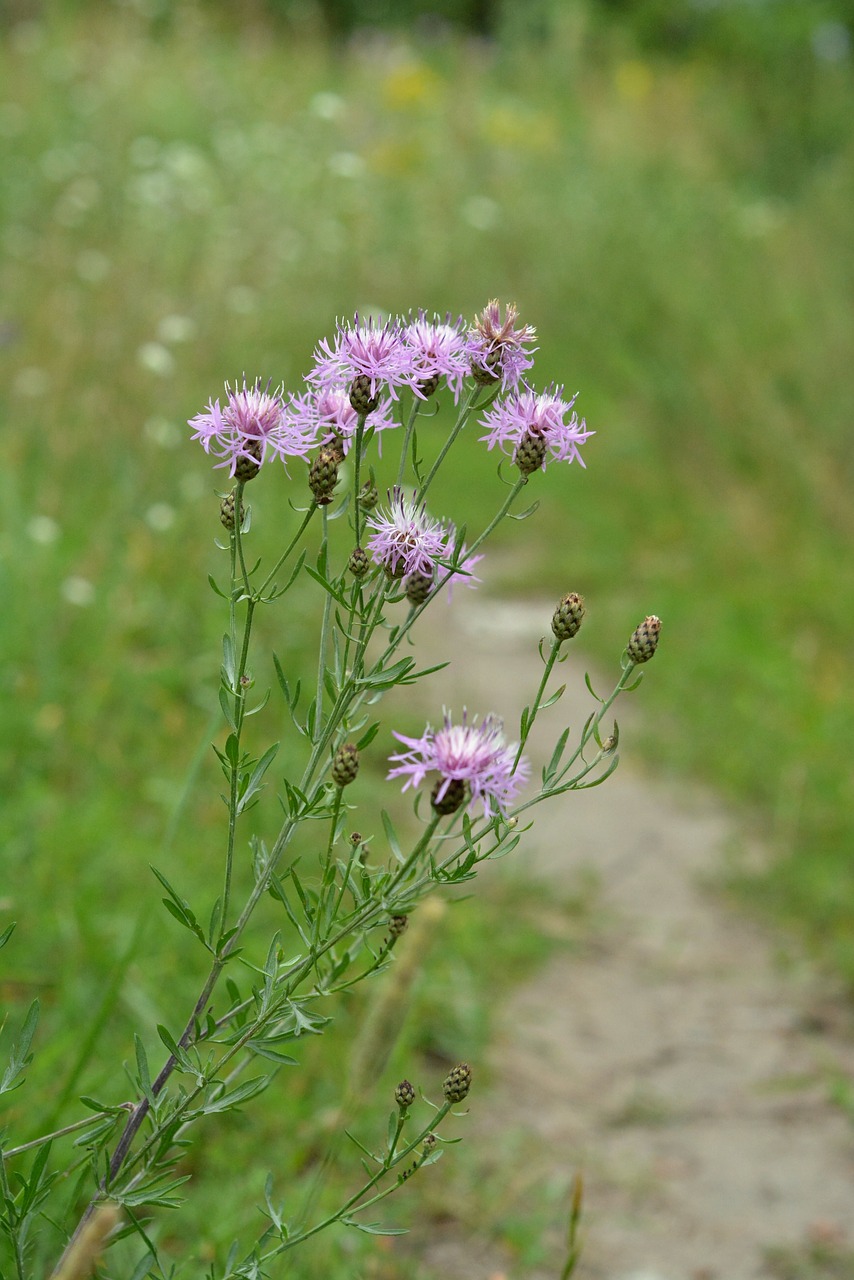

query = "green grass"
[[1, 2, 854, 1273]]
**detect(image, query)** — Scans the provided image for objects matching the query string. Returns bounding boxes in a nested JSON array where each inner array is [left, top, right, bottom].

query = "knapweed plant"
[[1, 303, 661, 1279]]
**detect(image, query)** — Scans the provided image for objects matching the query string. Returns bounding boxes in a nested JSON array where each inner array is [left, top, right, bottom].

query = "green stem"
[[417, 381, 485, 501], [351, 416, 367, 547], [0, 1154, 27, 1280], [513, 636, 561, 770], [3, 1112, 119, 1159], [257, 502, 318, 599], [395, 397, 422, 488], [258, 1102, 453, 1264]]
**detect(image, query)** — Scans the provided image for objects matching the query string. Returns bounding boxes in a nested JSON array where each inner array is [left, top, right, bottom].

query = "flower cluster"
[[188, 303, 581, 482], [388, 709, 529, 818]]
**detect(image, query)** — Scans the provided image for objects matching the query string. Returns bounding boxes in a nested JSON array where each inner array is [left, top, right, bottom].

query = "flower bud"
[[430, 777, 468, 816], [349, 374, 380, 416], [233, 438, 262, 482], [219, 490, 244, 530], [442, 1062, 472, 1103], [309, 447, 340, 505], [331, 742, 359, 787], [470, 352, 501, 386], [388, 914, 409, 938], [348, 546, 370, 579], [551, 592, 585, 643], [395, 1079, 416, 1109], [405, 570, 434, 607], [626, 615, 662, 664], [513, 430, 547, 478], [359, 478, 379, 511]]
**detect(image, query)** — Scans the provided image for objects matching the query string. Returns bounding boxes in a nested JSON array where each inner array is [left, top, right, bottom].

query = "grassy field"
[[2, 2, 853, 1273]]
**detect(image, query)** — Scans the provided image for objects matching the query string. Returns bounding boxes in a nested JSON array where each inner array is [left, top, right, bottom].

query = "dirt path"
[[408, 593, 854, 1280]]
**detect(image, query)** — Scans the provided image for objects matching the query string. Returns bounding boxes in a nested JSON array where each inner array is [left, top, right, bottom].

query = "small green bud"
[[442, 1062, 472, 1103], [219, 490, 244, 530], [331, 742, 359, 787], [388, 914, 409, 938], [405, 571, 434, 607], [431, 777, 468, 816], [348, 546, 370, 578], [395, 1079, 416, 1109], [626, 615, 662, 664], [349, 374, 380, 416], [233, 438, 262, 482], [309, 447, 340, 505], [552, 592, 585, 643], [359, 478, 379, 511], [513, 430, 546, 478]]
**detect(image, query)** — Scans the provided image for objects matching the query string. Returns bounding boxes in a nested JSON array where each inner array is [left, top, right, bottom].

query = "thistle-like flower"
[[189, 379, 312, 477], [479, 384, 593, 472], [287, 386, 396, 456], [466, 299, 537, 390], [401, 311, 470, 401], [307, 314, 415, 405], [365, 488, 446, 580], [388, 709, 529, 818]]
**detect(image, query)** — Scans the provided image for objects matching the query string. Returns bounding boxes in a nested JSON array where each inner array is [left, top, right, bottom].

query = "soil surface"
[[406, 593, 854, 1280]]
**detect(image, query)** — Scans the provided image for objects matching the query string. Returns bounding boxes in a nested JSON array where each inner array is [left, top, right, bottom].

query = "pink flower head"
[[401, 311, 470, 402], [388, 709, 529, 817], [365, 488, 446, 579], [307, 314, 415, 402], [287, 386, 396, 456], [466, 299, 537, 390], [479, 383, 593, 469], [189, 378, 313, 476]]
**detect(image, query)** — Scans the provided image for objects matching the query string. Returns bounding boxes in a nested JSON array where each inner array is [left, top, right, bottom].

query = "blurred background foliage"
[[1, 0, 853, 1272]]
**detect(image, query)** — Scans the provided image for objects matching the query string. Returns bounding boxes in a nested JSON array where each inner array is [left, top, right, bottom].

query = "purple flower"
[[401, 311, 470, 402], [388, 709, 529, 817], [479, 384, 593, 470], [189, 379, 314, 476], [307, 314, 415, 403], [287, 386, 396, 456], [466, 299, 537, 390], [365, 488, 446, 579]]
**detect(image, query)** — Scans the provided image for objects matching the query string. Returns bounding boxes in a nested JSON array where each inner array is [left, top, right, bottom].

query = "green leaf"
[[218, 686, 238, 732], [342, 1218, 408, 1236], [1, 998, 39, 1095], [356, 722, 380, 751], [543, 728, 571, 783], [0, 922, 15, 951], [134, 1035, 153, 1104], [114, 1172, 192, 1209], [222, 632, 237, 686], [381, 811, 403, 864], [207, 574, 227, 599], [246, 1043, 299, 1065], [236, 742, 279, 815], [303, 564, 349, 607], [199, 1075, 270, 1115]]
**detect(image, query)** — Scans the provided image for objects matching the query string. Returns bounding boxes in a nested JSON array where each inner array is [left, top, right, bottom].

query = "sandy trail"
[[404, 593, 854, 1280]]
